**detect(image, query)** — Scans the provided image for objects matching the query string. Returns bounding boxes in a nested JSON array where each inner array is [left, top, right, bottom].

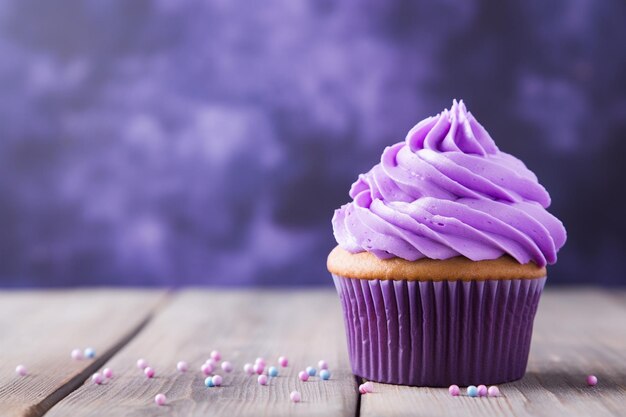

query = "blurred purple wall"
[[0, 0, 625, 286]]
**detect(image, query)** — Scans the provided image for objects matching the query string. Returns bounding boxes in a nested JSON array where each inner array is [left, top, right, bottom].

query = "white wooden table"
[[0, 288, 624, 417]]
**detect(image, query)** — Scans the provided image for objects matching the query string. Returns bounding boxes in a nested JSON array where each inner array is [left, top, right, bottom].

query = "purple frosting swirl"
[[332, 100, 566, 267]]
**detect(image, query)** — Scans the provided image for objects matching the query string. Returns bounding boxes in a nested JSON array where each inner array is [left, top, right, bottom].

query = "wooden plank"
[[359, 288, 626, 417], [46, 290, 358, 417], [0, 289, 167, 417]]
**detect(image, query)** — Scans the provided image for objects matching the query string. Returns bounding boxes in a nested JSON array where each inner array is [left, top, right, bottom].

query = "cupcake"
[[328, 100, 566, 387]]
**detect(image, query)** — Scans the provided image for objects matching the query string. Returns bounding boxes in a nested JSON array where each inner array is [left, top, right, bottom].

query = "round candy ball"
[[278, 356, 289, 367], [91, 373, 104, 385], [205, 358, 217, 368], [15, 365, 27, 377], [448, 385, 460, 396], [318, 360, 328, 370], [290, 390, 301, 403], [210, 350, 221, 361], [306, 366, 316, 377], [154, 393, 166, 406], [467, 385, 478, 397], [84, 348, 96, 359], [244, 363, 254, 375], [477, 385, 488, 397], [102, 368, 113, 379], [268, 366, 279, 377], [587, 375, 598, 386], [258, 374, 268, 385], [201, 363, 213, 376], [255, 357, 266, 366], [359, 384, 368, 394], [253, 363, 265, 375], [137, 358, 148, 370], [144, 367, 155, 378], [221, 361, 233, 373], [212, 374, 223, 386], [319, 369, 331, 380], [205, 376, 214, 387], [177, 361, 188, 373], [71, 349, 83, 360], [362, 381, 374, 393], [298, 371, 309, 382], [487, 386, 500, 397]]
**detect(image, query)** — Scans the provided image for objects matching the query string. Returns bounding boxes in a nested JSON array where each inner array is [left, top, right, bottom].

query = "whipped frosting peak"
[[332, 100, 566, 267], [406, 100, 498, 156]]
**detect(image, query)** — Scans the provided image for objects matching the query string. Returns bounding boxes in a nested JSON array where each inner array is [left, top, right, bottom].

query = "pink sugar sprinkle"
[[253, 363, 265, 375], [154, 393, 166, 406], [221, 361, 233, 373], [290, 390, 301, 403], [201, 363, 213, 376], [244, 363, 254, 375], [15, 365, 27, 377], [177, 361, 188, 373], [212, 374, 223, 386], [92, 373, 104, 384]]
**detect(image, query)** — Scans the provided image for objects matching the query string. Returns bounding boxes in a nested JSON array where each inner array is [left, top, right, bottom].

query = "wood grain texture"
[[359, 288, 626, 417], [46, 290, 358, 417], [0, 289, 166, 417]]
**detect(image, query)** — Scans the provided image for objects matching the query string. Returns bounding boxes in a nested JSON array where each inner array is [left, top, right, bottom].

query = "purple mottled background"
[[1, 1, 625, 287]]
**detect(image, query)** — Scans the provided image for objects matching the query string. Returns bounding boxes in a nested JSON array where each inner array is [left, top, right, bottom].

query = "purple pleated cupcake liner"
[[333, 275, 546, 387]]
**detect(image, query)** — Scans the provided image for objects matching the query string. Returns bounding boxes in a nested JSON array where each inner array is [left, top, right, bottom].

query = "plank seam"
[[355, 375, 362, 417], [25, 292, 173, 417]]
